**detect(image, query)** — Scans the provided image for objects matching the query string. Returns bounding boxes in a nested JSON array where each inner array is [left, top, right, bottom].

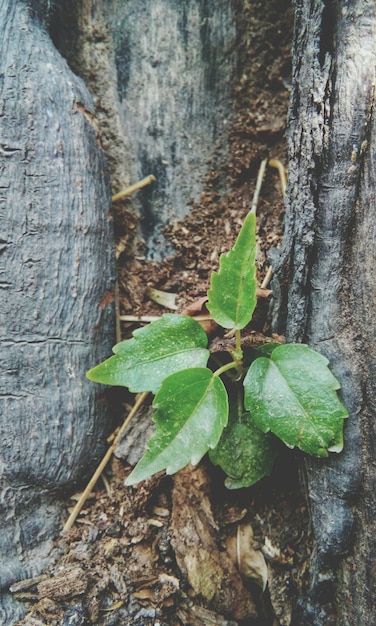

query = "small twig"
[[62, 391, 148, 534], [10, 575, 48, 594], [268, 158, 287, 197], [114, 280, 121, 344], [250, 158, 268, 215], [112, 176, 155, 338], [119, 314, 161, 323], [256, 159, 287, 288], [261, 265, 273, 289], [101, 473, 112, 498], [111, 175, 156, 202]]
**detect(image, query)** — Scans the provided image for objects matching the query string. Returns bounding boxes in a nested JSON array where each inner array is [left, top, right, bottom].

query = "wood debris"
[[37, 566, 88, 601]]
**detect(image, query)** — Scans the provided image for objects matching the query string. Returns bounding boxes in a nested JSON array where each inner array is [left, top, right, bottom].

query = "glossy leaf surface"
[[207, 212, 257, 329], [243, 344, 348, 457], [125, 368, 228, 485], [87, 314, 209, 393]]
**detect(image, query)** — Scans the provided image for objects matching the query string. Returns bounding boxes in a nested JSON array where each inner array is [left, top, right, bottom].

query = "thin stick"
[[234, 329, 243, 362], [119, 314, 161, 323], [101, 473, 112, 498], [250, 158, 268, 215], [112, 175, 156, 340], [268, 159, 287, 196], [114, 280, 121, 344], [62, 391, 148, 534], [261, 265, 273, 289], [257, 159, 287, 288], [111, 175, 156, 202]]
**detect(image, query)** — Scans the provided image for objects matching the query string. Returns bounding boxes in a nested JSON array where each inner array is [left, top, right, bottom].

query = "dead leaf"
[[180, 296, 219, 335], [101, 600, 125, 611], [222, 506, 248, 525], [194, 316, 219, 335], [133, 588, 155, 601], [145, 286, 178, 310], [227, 524, 268, 591], [263, 536, 281, 560], [180, 296, 209, 316]]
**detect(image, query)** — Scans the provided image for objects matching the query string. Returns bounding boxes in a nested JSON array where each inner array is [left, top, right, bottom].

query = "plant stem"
[[235, 329, 243, 361], [213, 360, 240, 378], [237, 386, 244, 422]]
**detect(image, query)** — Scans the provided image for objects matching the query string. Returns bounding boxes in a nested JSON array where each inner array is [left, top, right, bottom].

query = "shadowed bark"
[[50, 0, 237, 258], [0, 1, 115, 621]]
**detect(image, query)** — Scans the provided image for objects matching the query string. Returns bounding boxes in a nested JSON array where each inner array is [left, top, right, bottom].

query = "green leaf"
[[252, 342, 281, 358], [209, 410, 279, 489], [87, 314, 209, 393], [243, 342, 282, 368], [243, 344, 348, 457], [125, 367, 228, 485], [207, 212, 257, 330]]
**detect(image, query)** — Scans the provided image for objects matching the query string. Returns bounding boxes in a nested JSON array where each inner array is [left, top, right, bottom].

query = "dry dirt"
[[13, 2, 313, 625]]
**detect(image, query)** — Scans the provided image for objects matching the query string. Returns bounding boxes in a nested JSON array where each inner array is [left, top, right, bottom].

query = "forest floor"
[[14, 2, 312, 625]]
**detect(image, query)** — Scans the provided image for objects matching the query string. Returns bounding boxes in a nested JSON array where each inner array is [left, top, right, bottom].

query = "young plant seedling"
[[87, 170, 348, 489]]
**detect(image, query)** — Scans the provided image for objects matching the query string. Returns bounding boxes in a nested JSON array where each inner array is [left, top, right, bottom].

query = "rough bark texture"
[[1, 1, 236, 623], [50, 0, 237, 258], [3, 0, 375, 624], [0, 1, 115, 622], [271, 0, 376, 623]]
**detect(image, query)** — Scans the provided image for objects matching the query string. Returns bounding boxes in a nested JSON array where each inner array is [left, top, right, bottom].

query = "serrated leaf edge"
[[125, 369, 228, 484], [207, 213, 257, 329], [244, 352, 347, 456]]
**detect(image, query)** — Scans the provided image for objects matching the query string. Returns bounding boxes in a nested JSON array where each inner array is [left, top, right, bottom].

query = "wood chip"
[[10, 574, 48, 593], [37, 566, 88, 600], [171, 464, 257, 620]]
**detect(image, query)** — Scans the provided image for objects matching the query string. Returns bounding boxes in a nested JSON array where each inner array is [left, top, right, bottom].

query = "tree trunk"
[[3, 0, 375, 624], [1, 0, 236, 622], [50, 0, 237, 258], [0, 1, 114, 621], [272, 0, 376, 623]]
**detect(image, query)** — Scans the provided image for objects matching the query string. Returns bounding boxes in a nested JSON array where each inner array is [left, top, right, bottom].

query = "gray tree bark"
[[1, 0, 235, 623], [272, 0, 376, 623], [50, 0, 237, 258], [0, 1, 115, 622], [2, 0, 375, 624]]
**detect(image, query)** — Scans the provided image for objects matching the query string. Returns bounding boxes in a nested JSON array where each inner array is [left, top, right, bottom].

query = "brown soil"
[[14, 2, 312, 625]]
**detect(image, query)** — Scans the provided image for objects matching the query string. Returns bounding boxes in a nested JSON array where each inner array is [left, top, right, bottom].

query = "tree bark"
[[50, 0, 237, 258], [272, 0, 376, 623], [3, 0, 375, 624], [1, 0, 235, 622], [0, 1, 115, 621]]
